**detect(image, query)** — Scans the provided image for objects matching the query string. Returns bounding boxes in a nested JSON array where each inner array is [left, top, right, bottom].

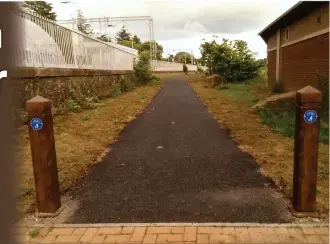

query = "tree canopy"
[[132, 35, 141, 44], [114, 27, 163, 59], [76, 9, 93, 36], [200, 38, 261, 81], [138, 41, 163, 60], [115, 25, 131, 43], [174, 51, 194, 64], [23, 1, 57, 21]]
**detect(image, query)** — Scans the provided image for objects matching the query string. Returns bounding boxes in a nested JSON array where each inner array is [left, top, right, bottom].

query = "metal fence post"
[[291, 85, 322, 217], [26, 95, 62, 217]]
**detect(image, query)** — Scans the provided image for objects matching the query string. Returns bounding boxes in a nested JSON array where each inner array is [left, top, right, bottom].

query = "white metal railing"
[[16, 7, 138, 70], [14, 7, 207, 72]]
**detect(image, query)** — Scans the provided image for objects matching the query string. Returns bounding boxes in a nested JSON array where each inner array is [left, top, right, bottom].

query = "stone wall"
[[12, 67, 192, 126], [13, 68, 137, 125]]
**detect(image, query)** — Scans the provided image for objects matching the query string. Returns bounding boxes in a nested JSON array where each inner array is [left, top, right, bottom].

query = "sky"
[[48, 0, 298, 59]]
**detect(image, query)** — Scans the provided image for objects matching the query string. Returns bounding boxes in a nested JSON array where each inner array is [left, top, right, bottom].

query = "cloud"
[[49, 0, 298, 59]]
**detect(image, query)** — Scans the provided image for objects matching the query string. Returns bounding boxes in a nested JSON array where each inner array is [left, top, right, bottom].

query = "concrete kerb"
[[16, 222, 329, 228]]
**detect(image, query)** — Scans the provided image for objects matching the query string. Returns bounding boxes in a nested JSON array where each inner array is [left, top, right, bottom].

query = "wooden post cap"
[[296, 85, 322, 103], [26, 95, 52, 113]]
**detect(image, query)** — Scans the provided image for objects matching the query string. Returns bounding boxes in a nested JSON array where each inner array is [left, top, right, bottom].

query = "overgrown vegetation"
[[256, 72, 329, 145], [134, 51, 155, 85], [111, 87, 121, 97], [120, 77, 135, 92], [259, 107, 329, 144], [23, 1, 57, 20], [199, 38, 264, 82]]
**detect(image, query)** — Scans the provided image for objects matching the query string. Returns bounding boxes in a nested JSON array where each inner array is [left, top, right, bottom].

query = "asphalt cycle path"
[[67, 76, 293, 223]]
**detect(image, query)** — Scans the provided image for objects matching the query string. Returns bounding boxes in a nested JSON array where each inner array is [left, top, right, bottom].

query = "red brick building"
[[259, 1, 329, 92]]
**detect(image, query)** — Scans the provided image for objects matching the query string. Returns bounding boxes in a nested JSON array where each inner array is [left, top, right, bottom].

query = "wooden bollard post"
[[26, 96, 62, 217], [291, 85, 322, 217]]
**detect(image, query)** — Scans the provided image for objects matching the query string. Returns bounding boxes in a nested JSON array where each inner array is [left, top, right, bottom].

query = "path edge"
[[17, 222, 329, 228]]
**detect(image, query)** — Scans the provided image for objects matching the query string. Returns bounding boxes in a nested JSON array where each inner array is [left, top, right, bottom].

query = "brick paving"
[[13, 224, 329, 244]]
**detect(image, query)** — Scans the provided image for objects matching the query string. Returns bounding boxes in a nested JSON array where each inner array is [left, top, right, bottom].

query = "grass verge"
[[188, 73, 329, 216], [259, 107, 329, 144], [17, 73, 177, 218]]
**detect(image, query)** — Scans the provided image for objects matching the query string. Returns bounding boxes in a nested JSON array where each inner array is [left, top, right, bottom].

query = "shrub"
[[66, 99, 81, 112], [134, 51, 153, 85], [111, 87, 121, 97], [119, 77, 135, 92], [197, 66, 203, 73], [200, 39, 261, 82], [83, 96, 100, 109], [151, 75, 161, 85]]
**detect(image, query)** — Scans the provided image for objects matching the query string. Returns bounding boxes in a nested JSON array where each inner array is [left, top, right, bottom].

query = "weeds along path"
[[65, 75, 293, 223]]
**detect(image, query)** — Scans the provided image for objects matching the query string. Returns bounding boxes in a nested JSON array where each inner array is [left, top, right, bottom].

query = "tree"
[[97, 34, 111, 42], [134, 51, 153, 85], [255, 58, 267, 68], [132, 35, 141, 44], [115, 25, 131, 43], [76, 9, 93, 36], [119, 40, 133, 48], [200, 38, 260, 82], [138, 41, 163, 60], [23, 1, 57, 21], [174, 51, 194, 64], [115, 31, 164, 59]]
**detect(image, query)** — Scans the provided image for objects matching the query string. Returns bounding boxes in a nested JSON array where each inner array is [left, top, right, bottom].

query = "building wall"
[[281, 3, 329, 45], [267, 50, 277, 88], [266, 2, 329, 92], [281, 33, 329, 91], [267, 34, 277, 49]]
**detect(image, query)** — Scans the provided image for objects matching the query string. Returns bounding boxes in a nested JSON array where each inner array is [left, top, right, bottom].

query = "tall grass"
[[259, 107, 329, 144]]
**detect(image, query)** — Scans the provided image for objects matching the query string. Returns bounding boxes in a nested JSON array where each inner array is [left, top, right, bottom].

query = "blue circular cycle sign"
[[304, 110, 318, 124], [30, 118, 43, 130]]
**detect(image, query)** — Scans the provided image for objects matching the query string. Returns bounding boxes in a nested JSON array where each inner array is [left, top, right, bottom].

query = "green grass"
[[259, 107, 329, 144], [215, 75, 265, 104], [214, 70, 329, 145], [29, 228, 40, 238]]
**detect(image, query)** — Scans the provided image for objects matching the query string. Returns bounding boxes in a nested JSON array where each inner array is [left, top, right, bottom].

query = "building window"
[[317, 10, 322, 24], [285, 28, 289, 40]]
